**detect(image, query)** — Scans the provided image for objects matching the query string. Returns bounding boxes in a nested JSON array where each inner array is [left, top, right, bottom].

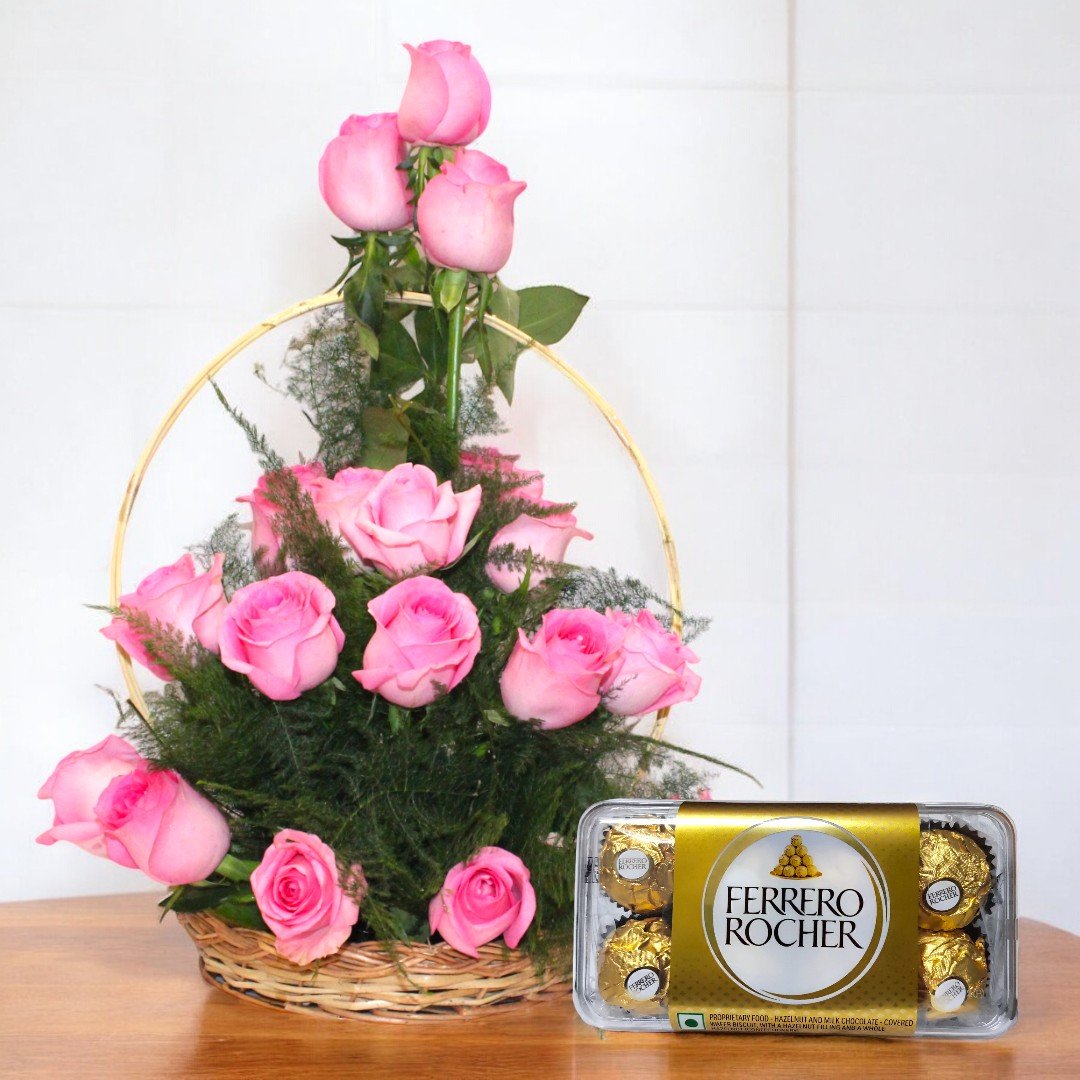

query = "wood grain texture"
[[0, 893, 1075, 1079]]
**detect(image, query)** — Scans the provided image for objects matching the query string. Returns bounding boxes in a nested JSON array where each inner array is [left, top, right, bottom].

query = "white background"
[[2, 3, 1077, 933]]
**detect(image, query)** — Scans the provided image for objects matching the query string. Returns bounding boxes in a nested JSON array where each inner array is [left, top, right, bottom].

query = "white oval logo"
[[923, 878, 961, 913], [615, 849, 652, 881], [932, 976, 968, 1012], [624, 967, 661, 1001], [702, 817, 889, 1005]]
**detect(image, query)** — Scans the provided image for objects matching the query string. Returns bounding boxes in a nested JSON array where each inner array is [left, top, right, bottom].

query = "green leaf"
[[375, 320, 426, 393], [515, 285, 589, 344], [434, 268, 468, 312], [489, 282, 520, 327], [163, 883, 238, 913], [215, 853, 259, 882], [387, 704, 407, 733], [483, 284, 526, 404], [354, 319, 380, 360], [414, 308, 445, 368], [332, 234, 370, 254], [359, 406, 409, 469], [343, 241, 390, 330], [213, 896, 269, 932]]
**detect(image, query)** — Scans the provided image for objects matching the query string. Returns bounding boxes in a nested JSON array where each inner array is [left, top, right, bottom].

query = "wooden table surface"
[[0, 893, 1075, 1079]]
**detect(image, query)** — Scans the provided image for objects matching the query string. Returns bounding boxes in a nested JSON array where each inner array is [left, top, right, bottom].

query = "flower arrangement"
[[38, 38, 743, 999]]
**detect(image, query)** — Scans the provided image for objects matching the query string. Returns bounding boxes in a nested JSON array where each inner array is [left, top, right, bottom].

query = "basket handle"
[[109, 290, 683, 740]]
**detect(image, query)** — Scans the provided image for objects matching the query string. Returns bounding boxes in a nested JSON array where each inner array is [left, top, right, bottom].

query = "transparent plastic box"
[[573, 800, 1017, 1038]]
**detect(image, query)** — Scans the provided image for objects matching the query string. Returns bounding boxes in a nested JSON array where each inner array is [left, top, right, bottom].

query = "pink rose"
[[416, 150, 526, 274], [250, 829, 362, 965], [101, 553, 227, 679], [500, 608, 624, 729], [237, 462, 327, 567], [333, 462, 481, 579], [602, 609, 702, 717], [310, 466, 384, 537], [487, 504, 593, 593], [397, 40, 491, 147], [37, 735, 231, 886], [219, 572, 345, 701], [428, 846, 536, 958], [318, 113, 413, 233], [354, 576, 480, 708], [459, 447, 544, 501], [36, 735, 144, 858]]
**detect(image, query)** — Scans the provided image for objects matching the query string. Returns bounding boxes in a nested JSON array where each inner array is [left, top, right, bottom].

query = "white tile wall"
[[3, 4, 1077, 936], [792, 6, 1080, 934]]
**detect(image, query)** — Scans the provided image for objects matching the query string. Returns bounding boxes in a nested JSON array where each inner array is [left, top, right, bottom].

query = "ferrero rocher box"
[[573, 801, 1017, 1038]]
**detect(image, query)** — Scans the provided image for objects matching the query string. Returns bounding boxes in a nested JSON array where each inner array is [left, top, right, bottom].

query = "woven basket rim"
[[178, 908, 569, 1022]]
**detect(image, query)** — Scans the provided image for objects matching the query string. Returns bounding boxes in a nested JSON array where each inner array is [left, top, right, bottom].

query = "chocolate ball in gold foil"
[[598, 822, 674, 914], [918, 931, 989, 1015], [919, 830, 992, 930], [597, 917, 671, 1013]]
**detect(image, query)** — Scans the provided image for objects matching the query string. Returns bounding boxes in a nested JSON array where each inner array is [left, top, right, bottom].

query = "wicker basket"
[[115, 292, 682, 1019], [178, 910, 568, 1021]]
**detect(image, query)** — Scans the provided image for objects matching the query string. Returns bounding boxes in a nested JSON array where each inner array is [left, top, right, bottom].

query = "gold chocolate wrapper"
[[597, 917, 671, 1013], [919, 829, 991, 930], [598, 822, 674, 914], [918, 931, 989, 1014]]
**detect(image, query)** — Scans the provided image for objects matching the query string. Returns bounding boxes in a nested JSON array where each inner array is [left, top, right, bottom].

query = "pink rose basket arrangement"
[[39, 39, 745, 1021]]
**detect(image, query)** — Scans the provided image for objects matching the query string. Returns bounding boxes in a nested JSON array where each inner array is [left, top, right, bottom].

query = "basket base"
[[179, 911, 569, 1023]]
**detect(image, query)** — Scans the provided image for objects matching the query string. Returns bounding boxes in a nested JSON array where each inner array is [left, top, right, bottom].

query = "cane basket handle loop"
[[109, 290, 683, 740]]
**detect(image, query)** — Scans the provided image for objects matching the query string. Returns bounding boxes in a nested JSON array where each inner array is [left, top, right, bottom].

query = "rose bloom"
[[319, 113, 413, 232], [459, 447, 543, 502], [429, 846, 536, 958], [416, 149, 526, 274], [101, 552, 227, 679], [500, 608, 624, 729], [250, 830, 363, 966], [219, 572, 345, 701], [237, 462, 327, 567], [332, 462, 481, 579], [487, 503, 593, 593], [37, 735, 230, 885], [310, 466, 384, 537], [354, 576, 480, 708], [397, 40, 491, 146], [602, 609, 702, 717]]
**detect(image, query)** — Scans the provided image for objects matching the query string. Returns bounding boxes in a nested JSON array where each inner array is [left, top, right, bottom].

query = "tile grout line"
[[785, 0, 798, 802]]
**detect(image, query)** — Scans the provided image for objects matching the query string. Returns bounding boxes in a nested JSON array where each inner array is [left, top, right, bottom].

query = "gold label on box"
[[669, 803, 920, 1036]]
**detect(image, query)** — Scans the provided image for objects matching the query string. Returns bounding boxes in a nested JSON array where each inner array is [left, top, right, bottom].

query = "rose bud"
[[318, 113, 413, 233], [37, 735, 231, 886], [354, 576, 481, 708], [602, 609, 702, 717], [429, 846, 536, 958], [500, 608, 624, 729], [237, 462, 327, 568], [251, 830, 363, 965], [397, 40, 491, 147], [416, 149, 526, 274], [101, 553, 227, 679], [219, 572, 345, 701], [459, 447, 544, 501], [487, 504, 593, 593], [333, 462, 481, 579]]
